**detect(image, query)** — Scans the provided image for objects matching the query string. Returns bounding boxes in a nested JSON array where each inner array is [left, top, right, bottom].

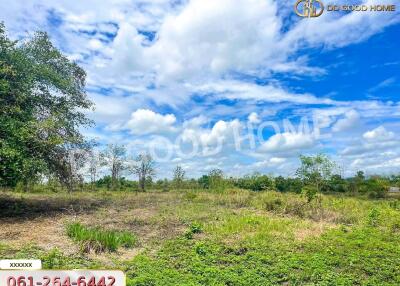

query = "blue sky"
[[1, 0, 399, 178]]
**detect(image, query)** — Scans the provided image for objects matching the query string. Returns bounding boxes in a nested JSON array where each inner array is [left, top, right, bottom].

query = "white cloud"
[[181, 119, 241, 147], [182, 115, 209, 129], [200, 120, 241, 146], [125, 109, 177, 135], [270, 157, 286, 164], [363, 126, 395, 142], [259, 132, 315, 153], [149, 0, 282, 81], [192, 80, 336, 104], [248, 112, 261, 124], [3, 0, 398, 88], [340, 126, 398, 156], [87, 92, 141, 124], [368, 77, 396, 93], [332, 110, 360, 132], [341, 141, 398, 156], [252, 157, 287, 168]]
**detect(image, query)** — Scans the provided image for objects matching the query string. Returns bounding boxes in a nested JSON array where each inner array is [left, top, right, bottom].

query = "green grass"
[[66, 222, 136, 253], [123, 219, 400, 285], [1, 189, 400, 285]]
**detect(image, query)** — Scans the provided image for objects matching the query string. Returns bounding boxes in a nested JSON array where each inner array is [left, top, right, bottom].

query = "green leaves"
[[0, 23, 93, 187]]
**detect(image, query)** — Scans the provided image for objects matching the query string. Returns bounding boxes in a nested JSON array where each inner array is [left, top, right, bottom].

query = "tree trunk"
[[140, 174, 146, 192]]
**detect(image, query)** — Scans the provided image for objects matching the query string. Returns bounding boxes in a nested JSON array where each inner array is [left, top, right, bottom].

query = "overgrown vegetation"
[[66, 222, 136, 253], [1, 189, 399, 285]]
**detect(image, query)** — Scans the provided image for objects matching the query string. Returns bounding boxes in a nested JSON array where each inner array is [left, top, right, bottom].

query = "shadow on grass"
[[0, 194, 106, 220]]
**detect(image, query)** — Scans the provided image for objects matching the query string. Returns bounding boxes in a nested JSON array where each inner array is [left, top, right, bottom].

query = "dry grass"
[[0, 191, 188, 261], [2, 188, 395, 266], [0, 215, 78, 254]]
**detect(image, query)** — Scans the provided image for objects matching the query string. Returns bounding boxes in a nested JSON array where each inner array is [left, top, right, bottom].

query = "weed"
[[366, 208, 380, 227], [264, 198, 283, 211], [183, 191, 197, 201], [66, 222, 136, 253], [184, 222, 203, 239]]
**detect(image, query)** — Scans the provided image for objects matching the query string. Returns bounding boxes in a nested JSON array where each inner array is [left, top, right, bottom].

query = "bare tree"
[[173, 165, 185, 189], [101, 144, 127, 189], [131, 153, 155, 192], [61, 148, 88, 192], [88, 150, 101, 190]]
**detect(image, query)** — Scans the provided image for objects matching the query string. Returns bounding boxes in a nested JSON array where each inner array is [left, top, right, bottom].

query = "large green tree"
[[0, 23, 93, 188]]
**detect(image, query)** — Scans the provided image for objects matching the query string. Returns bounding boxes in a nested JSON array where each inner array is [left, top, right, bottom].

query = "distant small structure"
[[388, 186, 400, 193]]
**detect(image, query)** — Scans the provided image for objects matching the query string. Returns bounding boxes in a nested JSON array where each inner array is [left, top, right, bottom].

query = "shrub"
[[198, 169, 232, 191], [301, 185, 318, 203], [265, 198, 283, 211], [66, 222, 136, 253], [235, 173, 275, 192], [325, 175, 348, 193], [183, 191, 197, 201], [275, 176, 303, 193], [361, 177, 388, 198], [367, 208, 380, 227], [184, 222, 203, 239]]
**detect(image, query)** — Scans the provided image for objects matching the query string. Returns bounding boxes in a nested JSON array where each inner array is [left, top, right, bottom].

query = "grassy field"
[[0, 189, 399, 285]]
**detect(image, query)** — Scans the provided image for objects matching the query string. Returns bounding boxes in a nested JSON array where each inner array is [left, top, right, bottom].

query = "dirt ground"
[[0, 191, 187, 260]]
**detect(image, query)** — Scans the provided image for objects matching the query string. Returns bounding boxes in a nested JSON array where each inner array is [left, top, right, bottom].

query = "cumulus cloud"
[[340, 126, 398, 156], [259, 132, 315, 153], [200, 120, 241, 146], [248, 112, 261, 124], [101, 0, 399, 83], [3, 0, 398, 86], [148, 0, 282, 80], [125, 109, 177, 135], [363, 126, 395, 142], [332, 110, 360, 132], [181, 119, 241, 147]]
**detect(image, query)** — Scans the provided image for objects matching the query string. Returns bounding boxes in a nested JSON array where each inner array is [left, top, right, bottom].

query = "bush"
[[325, 175, 348, 193], [235, 173, 275, 192], [66, 222, 136, 253], [301, 185, 318, 203], [367, 208, 380, 227], [198, 169, 232, 191], [184, 222, 203, 239], [264, 198, 283, 211], [361, 177, 388, 198], [96, 176, 139, 191], [275, 176, 303, 193]]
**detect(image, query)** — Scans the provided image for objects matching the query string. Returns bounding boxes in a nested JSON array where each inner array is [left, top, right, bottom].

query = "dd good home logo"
[[294, 0, 324, 17]]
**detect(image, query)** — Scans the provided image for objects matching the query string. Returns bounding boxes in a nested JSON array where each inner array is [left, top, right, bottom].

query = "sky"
[[1, 0, 399, 179]]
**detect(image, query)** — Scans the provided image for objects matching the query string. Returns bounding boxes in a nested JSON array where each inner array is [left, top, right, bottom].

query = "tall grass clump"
[[66, 222, 136, 253]]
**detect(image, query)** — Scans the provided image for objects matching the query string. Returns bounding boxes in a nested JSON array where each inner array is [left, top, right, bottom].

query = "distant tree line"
[[13, 146, 398, 200]]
